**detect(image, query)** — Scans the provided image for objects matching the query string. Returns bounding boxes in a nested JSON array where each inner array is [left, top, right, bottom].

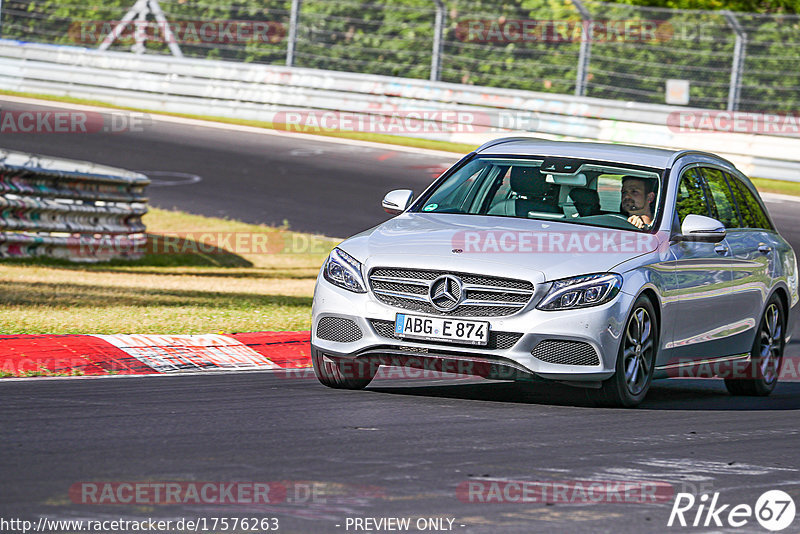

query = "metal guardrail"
[[0, 149, 149, 261], [0, 40, 798, 182], [1, 0, 798, 114]]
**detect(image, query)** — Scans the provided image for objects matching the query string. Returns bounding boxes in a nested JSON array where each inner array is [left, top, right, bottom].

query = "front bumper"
[[311, 276, 636, 383]]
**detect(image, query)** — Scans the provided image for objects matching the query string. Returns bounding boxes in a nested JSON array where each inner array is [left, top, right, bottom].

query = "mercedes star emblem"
[[429, 275, 463, 311]]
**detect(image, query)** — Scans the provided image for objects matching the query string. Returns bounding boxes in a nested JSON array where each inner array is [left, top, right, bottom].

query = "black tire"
[[592, 295, 658, 408], [312, 350, 376, 390], [725, 295, 785, 397]]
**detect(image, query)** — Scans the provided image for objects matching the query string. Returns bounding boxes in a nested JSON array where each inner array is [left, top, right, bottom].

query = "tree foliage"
[[2, 0, 798, 112]]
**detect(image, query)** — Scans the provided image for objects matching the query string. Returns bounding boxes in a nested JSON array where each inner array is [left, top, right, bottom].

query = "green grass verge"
[[0, 208, 339, 334], [750, 177, 800, 197]]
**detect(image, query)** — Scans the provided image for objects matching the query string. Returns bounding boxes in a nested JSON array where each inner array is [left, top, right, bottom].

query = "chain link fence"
[[1, 0, 798, 113]]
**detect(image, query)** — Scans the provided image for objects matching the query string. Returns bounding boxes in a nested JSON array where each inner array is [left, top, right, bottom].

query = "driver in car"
[[621, 176, 656, 229]]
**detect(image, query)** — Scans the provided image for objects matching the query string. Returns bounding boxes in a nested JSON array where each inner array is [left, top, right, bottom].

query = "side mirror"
[[677, 214, 727, 243], [381, 189, 414, 215]]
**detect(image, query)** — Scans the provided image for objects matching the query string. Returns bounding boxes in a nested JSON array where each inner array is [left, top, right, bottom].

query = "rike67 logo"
[[668, 490, 796, 531]]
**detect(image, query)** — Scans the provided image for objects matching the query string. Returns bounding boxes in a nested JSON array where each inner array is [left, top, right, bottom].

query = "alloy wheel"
[[623, 307, 654, 396], [759, 303, 782, 384]]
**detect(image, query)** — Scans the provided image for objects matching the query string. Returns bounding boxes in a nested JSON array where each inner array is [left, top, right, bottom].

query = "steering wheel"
[[607, 214, 641, 228]]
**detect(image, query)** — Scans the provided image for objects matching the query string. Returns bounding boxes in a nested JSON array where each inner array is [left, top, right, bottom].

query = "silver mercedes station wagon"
[[311, 138, 798, 406]]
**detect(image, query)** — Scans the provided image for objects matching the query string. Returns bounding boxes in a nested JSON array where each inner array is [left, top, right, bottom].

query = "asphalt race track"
[[0, 99, 451, 237], [2, 99, 800, 533]]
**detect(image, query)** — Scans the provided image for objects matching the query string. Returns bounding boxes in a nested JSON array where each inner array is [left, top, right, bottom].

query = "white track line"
[[761, 192, 800, 203]]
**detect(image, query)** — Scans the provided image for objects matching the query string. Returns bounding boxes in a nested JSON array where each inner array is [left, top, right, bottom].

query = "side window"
[[728, 174, 773, 230], [597, 175, 622, 212], [676, 168, 711, 224], [700, 168, 740, 228], [486, 167, 513, 206]]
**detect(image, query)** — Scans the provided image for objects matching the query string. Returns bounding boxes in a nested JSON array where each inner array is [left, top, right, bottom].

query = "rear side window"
[[728, 174, 773, 230], [701, 168, 741, 228], [676, 168, 711, 223]]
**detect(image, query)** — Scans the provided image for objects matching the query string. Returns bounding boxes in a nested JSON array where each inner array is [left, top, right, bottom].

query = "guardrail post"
[[286, 0, 302, 67], [722, 10, 746, 112], [132, 4, 148, 54], [571, 0, 591, 97], [98, 0, 182, 57], [430, 0, 446, 82], [148, 0, 182, 57]]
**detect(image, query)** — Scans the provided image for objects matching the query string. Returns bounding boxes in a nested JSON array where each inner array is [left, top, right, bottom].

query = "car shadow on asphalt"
[[366, 378, 800, 411], [367, 378, 598, 407]]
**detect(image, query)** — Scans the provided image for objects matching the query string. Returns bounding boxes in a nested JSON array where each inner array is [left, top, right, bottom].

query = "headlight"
[[537, 273, 622, 311], [323, 248, 367, 293]]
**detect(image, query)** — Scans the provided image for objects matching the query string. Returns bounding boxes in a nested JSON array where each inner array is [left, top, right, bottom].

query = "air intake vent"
[[370, 319, 522, 350], [531, 340, 600, 366], [316, 317, 363, 343]]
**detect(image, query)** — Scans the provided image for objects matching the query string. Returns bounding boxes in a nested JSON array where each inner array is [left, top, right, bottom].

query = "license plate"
[[394, 313, 489, 346]]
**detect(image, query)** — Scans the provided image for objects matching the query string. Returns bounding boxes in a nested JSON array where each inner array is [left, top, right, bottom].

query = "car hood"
[[341, 213, 664, 283]]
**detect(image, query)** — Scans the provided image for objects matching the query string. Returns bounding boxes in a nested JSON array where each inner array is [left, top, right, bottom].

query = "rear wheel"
[[725, 296, 785, 396], [312, 350, 376, 390], [592, 295, 658, 407]]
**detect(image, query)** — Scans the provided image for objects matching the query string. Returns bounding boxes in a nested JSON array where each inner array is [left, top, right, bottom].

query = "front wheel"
[[312, 350, 377, 390], [725, 296, 785, 396], [592, 295, 658, 407]]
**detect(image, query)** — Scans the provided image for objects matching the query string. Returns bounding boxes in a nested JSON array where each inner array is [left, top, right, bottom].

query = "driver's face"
[[621, 180, 650, 214]]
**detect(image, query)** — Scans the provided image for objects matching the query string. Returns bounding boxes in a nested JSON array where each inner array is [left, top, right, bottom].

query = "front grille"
[[369, 268, 534, 317], [531, 340, 600, 366], [316, 316, 363, 343], [370, 319, 523, 350]]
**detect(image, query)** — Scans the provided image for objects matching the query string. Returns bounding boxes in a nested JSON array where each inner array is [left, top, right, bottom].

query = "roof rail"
[[669, 150, 737, 169], [475, 136, 544, 153]]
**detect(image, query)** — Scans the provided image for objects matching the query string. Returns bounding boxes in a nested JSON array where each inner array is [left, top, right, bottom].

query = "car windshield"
[[415, 156, 664, 232]]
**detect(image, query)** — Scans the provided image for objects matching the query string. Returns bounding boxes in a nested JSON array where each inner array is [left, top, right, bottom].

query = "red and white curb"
[[0, 331, 311, 378]]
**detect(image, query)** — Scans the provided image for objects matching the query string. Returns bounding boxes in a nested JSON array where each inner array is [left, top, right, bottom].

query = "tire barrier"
[[0, 148, 149, 261]]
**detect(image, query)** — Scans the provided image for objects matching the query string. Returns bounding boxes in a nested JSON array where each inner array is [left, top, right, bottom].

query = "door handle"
[[758, 244, 772, 254], [714, 243, 729, 256]]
